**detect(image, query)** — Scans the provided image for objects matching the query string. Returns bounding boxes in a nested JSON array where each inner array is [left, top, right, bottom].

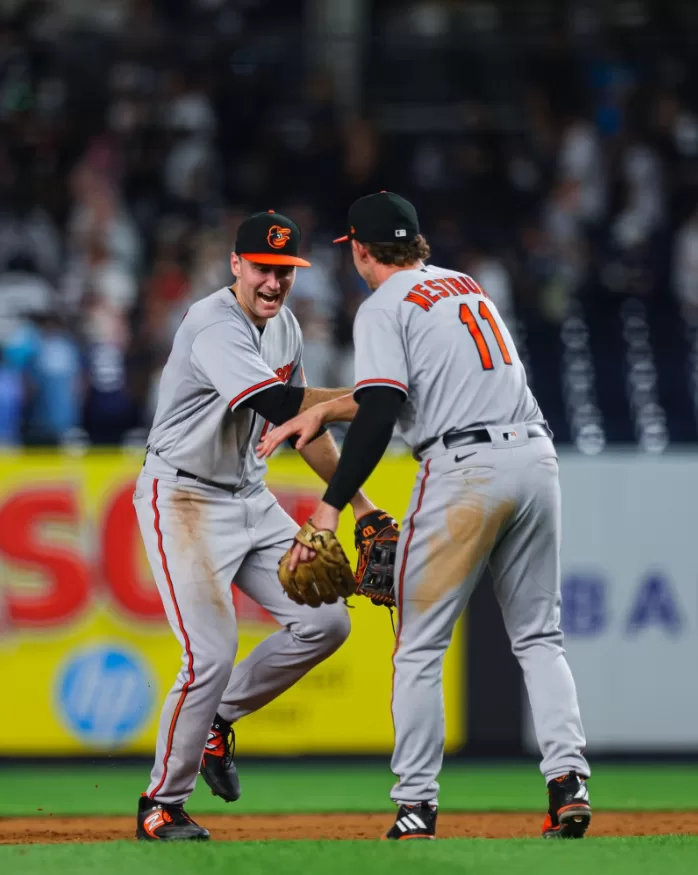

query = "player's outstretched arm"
[[283, 386, 403, 571], [297, 387, 355, 414], [256, 393, 358, 457], [295, 427, 376, 521]]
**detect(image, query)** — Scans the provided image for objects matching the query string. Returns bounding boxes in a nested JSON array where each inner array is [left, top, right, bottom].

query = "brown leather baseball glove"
[[278, 520, 356, 607]]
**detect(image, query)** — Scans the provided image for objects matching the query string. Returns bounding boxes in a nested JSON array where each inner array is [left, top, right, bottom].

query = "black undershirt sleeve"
[[322, 386, 405, 511], [241, 384, 327, 446], [241, 383, 304, 424]]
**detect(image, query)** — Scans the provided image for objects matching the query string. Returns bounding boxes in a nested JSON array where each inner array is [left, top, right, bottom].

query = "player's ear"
[[230, 252, 242, 278], [352, 240, 368, 262]]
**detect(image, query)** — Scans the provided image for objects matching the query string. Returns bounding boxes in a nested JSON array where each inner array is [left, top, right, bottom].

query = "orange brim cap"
[[241, 253, 312, 267]]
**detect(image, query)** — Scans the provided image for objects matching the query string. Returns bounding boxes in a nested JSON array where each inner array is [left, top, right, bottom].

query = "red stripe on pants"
[[149, 477, 196, 800]]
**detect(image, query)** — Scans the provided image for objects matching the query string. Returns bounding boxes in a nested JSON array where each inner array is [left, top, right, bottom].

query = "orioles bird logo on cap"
[[267, 225, 292, 249]]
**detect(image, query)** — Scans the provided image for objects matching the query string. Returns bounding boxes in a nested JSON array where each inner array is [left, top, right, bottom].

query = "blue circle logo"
[[57, 646, 154, 747]]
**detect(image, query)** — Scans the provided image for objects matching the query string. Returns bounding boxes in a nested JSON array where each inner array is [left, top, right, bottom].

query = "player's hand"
[[286, 503, 340, 571], [286, 541, 316, 572], [256, 406, 326, 457]]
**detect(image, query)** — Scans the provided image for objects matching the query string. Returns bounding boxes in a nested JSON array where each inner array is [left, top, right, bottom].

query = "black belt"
[[144, 449, 241, 495], [176, 468, 241, 495], [415, 422, 551, 459]]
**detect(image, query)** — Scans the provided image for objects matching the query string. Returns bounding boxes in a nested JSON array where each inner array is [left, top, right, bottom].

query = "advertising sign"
[[1, 451, 465, 755]]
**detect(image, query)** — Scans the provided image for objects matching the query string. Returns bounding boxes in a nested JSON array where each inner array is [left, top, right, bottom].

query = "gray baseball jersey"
[[353, 264, 589, 804], [134, 286, 349, 805], [147, 286, 306, 486], [353, 264, 543, 447]]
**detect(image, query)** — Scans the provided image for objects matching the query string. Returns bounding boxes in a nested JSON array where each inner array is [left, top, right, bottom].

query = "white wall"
[[524, 451, 698, 752]]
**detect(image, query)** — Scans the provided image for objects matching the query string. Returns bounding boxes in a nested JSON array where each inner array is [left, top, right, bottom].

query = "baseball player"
[[258, 192, 592, 840], [133, 210, 378, 841]]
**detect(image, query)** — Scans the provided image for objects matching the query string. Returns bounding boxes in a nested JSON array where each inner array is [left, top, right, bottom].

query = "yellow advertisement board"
[[0, 450, 465, 755]]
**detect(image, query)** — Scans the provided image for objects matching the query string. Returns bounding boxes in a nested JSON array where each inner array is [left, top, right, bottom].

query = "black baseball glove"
[[354, 510, 400, 607]]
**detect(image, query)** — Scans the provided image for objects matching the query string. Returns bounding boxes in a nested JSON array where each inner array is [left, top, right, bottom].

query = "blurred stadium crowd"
[[1, 0, 698, 450]]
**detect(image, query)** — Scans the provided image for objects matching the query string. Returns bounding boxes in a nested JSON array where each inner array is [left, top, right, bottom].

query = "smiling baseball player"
[[258, 192, 592, 841], [133, 210, 380, 841]]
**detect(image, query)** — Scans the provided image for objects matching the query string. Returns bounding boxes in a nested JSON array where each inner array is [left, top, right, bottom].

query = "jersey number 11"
[[460, 302, 512, 370]]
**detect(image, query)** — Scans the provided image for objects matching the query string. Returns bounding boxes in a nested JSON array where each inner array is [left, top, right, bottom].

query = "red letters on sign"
[[0, 479, 323, 630], [275, 491, 319, 526], [0, 489, 90, 626]]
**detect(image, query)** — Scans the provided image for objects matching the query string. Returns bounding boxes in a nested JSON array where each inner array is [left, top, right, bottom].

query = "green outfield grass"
[[1, 763, 697, 875], [1, 761, 697, 816], [2, 837, 698, 875]]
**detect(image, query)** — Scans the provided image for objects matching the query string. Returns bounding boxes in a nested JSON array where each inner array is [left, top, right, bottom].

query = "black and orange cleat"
[[542, 771, 592, 839], [199, 713, 241, 802], [136, 795, 209, 841], [385, 801, 438, 840]]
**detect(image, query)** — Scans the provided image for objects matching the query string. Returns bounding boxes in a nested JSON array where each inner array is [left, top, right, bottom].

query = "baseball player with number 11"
[[259, 192, 592, 841]]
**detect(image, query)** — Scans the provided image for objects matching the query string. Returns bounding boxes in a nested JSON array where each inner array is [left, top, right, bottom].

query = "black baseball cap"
[[333, 191, 420, 245], [235, 210, 311, 267]]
